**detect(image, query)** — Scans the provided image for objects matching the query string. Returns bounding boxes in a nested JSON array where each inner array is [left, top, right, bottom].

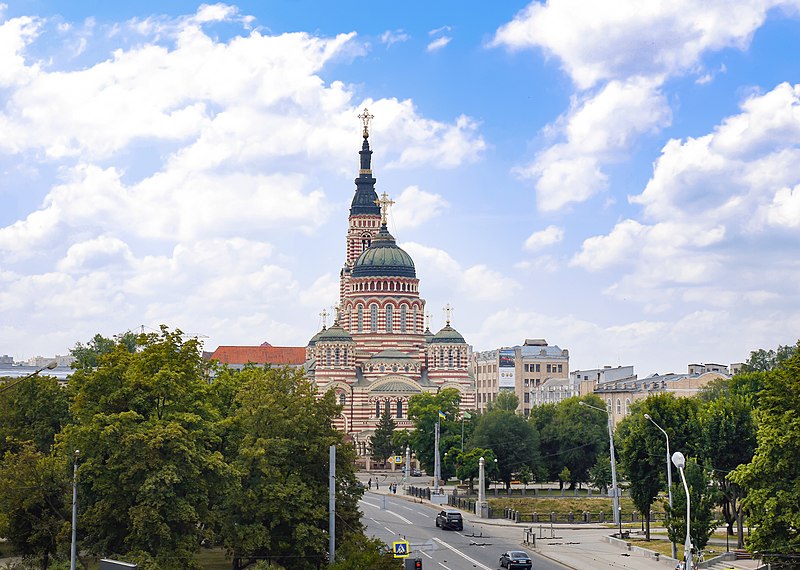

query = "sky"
[[1, 1, 800, 375]]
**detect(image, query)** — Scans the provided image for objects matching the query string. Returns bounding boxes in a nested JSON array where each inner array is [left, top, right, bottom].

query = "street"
[[359, 490, 566, 570]]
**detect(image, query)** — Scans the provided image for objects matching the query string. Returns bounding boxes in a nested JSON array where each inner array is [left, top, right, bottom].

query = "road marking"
[[432, 537, 493, 570], [383, 526, 393, 533], [438, 563, 453, 570], [421, 551, 433, 559], [359, 499, 413, 524]]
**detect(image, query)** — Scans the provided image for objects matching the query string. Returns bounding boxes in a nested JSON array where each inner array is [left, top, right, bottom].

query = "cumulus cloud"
[[391, 185, 449, 231], [573, 82, 800, 312], [524, 225, 564, 251], [0, 5, 487, 358], [493, 0, 785, 211]]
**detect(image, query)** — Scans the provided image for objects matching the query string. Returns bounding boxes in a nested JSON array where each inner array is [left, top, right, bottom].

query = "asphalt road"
[[360, 490, 567, 570]]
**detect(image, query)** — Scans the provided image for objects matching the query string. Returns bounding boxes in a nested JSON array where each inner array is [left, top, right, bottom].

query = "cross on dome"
[[443, 303, 453, 326], [319, 308, 328, 329], [374, 191, 395, 225], [358, 108, 374, 139]]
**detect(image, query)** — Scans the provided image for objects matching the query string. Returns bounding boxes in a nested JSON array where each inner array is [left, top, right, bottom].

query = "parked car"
[[499, 550, 532, 570], [411, 468, 422, 477], [435, 509, 463, 531]]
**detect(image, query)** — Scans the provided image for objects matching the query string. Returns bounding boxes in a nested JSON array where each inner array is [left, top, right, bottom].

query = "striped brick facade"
[[306, 118, 475, 455]]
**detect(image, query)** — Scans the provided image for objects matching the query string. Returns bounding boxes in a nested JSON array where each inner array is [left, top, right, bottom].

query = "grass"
[[487, 496, 653, 518]]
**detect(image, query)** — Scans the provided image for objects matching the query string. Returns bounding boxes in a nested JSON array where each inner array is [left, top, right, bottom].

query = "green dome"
[[317, 324, 353, 343], [352, 224, 416, 278], [431, 324, 465, 344], [308, 328, 325, 347]]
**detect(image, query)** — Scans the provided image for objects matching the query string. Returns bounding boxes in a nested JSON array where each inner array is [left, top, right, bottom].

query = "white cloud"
[[380, 29, 409, 47], [426, 36, 451, 52], [524, 225, 563, 251], [391, 186, 449, 230], [765, 184, 800, 228]]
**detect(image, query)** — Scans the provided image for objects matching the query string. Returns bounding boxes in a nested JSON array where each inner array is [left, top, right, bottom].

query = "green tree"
[[329, 532, 402, 570], [217, 366, 362, 570], [528, 403, 559, 482], [588, 454, 612, 494], [699, 394, 755, 548], [730, 340, 800, 558], [370, 411, 396, 464], [740, 344, 796, 373], [407, 389, 461, 475], [470, 409, 540, 491], [70, 332, 137, 370], [0, 374, 69, 456], [617, 394, 701, 541], [62, 326, 226, 569], [0, 444, 70, 569], [666, 458, 718, 554], [487, 391, 519, 412], [552, 397, 607, 489]]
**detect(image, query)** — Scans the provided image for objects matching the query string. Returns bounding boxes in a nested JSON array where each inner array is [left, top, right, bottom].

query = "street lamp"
[[0, 360, 58, 394], [671, 451, 692, 570], [644, 413, 676, 559], [70, 449, 79, 570], [579, 401, 619, 525]]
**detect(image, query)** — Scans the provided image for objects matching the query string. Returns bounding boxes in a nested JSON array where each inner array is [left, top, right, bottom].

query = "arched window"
[[616, 398, 621, 415], [339, 393, 346, 406], [385, 400, 391, 417], [386, 305, 393, 333], [606, 399, 612, 411], [357, 305, 364, 332], [370, 304, 377, 332], [375, 401, 380, 417], [396, 400, 403, 418], [343, 350, 348, 367], [413, 306, 418, 333], [334, 348, 340, 367], [326, 348, 331, 366], [400, 305, 407, 333], [625, 398, 631, 414], [448, 349, 453, 368]]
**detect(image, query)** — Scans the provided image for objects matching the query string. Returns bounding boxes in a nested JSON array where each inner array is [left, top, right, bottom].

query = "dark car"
[[499, 550, 532, 570], [435, 509, 463, 531], [411, 468, 422, 477]]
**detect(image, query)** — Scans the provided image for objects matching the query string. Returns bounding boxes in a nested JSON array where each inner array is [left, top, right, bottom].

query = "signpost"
[[393, 541, 410, 558]]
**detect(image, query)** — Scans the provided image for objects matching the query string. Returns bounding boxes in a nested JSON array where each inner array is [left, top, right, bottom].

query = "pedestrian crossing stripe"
[[393, 541, 410, 558]]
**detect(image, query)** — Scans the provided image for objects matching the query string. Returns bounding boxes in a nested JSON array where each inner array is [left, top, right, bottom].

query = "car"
[[499, 550, 532, 570], [435, 509, 463, 531], [411, 468, 422, 477]]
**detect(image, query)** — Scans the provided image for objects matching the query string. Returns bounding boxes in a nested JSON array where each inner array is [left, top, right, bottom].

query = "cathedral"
[[305, 110, 475, 456]]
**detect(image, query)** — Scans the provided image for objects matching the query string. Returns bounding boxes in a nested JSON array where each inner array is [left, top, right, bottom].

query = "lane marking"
[[438, 563, 453, 570], [383, 526, 393, 533], [432, 537, 493, 570], [359, 500, 413, 524], [421, 551, 433, 559]]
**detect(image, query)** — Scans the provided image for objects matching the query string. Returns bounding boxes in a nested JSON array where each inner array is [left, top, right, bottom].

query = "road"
[[359, 490, 567, 570]]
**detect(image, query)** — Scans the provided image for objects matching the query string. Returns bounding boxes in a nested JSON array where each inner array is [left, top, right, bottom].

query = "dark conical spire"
[[350, 108, 380, 216]]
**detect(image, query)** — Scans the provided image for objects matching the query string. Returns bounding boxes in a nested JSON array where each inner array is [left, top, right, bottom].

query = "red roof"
[[209, 345, 306, 366]]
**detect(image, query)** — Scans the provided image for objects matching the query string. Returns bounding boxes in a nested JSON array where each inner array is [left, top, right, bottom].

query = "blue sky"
[[2, 1, 800, 375]]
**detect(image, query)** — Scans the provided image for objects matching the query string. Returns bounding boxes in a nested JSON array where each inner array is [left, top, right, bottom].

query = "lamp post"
[[672, 451, 691, 570], [644, 413, 676, 559], [0, 360, 58, 394], [70, 449, 80, 570], [580, 401, 619, 525]]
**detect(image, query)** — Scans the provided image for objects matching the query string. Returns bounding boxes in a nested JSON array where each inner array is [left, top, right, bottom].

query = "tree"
[[0, 445, 70, 570], [70, 332, 137, 370], [550, 397, 607, 488], [699, 394, 755, 548], [0, 374, 69, 456], [529, 403, 558, 482], [329, 532, 402, 570], [740, 344, 796, 373], [62, 326, 226, 569], [217, 366, 363, 570], [666, 458, 718, 554], [588, 454, 612, 494], [407, 389, 461, 476], [487, 391, 519, 412], [616, 394, 701, 541], [730, 340, 800, 559], [470, 409, 540, 490], [369, 411, 396, 464]]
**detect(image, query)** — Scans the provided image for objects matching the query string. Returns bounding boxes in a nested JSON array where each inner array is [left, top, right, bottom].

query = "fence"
[[496, 507, 665, 524]]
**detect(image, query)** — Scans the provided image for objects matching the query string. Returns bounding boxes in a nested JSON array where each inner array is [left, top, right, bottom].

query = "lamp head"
[[671, 451, 685, 469], [644, 413, 651, 420], [45, 360, 58, 370]]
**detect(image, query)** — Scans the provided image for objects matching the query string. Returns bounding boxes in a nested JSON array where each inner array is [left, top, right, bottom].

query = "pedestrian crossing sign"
[[393, 541, 410, 558]]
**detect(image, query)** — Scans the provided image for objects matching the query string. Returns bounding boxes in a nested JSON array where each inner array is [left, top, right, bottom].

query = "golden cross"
[[443, 304, 453, 326], [374, 191, 394, 225], [358, 107, 374, 138]]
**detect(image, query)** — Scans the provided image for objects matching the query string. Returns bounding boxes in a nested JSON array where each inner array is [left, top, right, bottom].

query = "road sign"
[[393, 540, 410, 558], [387, 456, 395, 464], [387, 455, 403, 464]]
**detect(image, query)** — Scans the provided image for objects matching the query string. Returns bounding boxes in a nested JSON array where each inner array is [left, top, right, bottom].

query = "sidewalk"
[[363, 477, 760, 570]]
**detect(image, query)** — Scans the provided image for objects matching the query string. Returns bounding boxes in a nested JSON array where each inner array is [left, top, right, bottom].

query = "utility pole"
[[329, 445, 335, 566]]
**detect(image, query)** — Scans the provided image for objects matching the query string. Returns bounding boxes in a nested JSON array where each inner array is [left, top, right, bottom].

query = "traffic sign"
[[392, 541, 410, 558], [394, 455, 403, 464], [387, 456, 395, 464]]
